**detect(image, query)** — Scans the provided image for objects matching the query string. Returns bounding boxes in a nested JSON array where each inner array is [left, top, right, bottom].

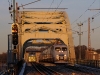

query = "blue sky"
[[0, 0, 100, 53]]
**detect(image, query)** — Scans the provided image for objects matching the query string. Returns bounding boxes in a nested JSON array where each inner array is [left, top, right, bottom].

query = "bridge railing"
[[75, 60, 100, 68]]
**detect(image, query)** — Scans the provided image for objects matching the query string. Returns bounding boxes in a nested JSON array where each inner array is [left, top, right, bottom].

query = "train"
[[27, 43, 68, 63], [51, 44, 68, 63], [28, 52, 36, 62]]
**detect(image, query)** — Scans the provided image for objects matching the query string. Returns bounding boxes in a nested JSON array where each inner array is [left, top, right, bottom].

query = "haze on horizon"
[[0, 0, 100, 53]]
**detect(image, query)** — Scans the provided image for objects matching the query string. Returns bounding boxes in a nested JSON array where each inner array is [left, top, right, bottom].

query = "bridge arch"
[[18, 11, 75, 60]]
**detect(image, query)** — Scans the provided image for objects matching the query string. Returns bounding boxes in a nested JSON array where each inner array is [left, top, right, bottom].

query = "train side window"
[[55, 47, 61, 51], [62, 47, 67, 51]]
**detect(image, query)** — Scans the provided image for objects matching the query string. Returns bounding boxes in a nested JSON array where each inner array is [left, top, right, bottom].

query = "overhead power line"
[[80, 23, 100, 34], [47, 0, 64, 21], [90, 25, 100, 33], [8, 0, 10, 6], [29, 0, 64, 29], [49, 0, 55, 9], [22, 0, 77, 33], [81, 11, 100, 25], [29, 0, 55, 30], [19, 0, 41, 7], [42, 0, 55, 21], [71, 0, 96, 25], [72, 10, 100, 29], [54, 0, 64, 12], [93, 11, 100, 17], [24, 8, 67, 9]]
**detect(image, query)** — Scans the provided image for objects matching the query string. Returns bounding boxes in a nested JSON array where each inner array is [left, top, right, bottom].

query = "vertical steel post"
[[16, 2, 19, 61], [13, 0, 15, 23], [13, 0, 17, 64], [88, 17, 91, 50], [8, 34, 12, 68], [77, 22, 83, 60], [79, 24, 81, 60]]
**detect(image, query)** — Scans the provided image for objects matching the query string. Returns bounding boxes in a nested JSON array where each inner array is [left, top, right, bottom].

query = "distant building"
[[86, 50, 100, 60], [99, 54, 100, 60]]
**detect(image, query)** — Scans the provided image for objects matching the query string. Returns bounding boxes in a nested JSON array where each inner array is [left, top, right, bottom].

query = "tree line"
[[0, 52, 7, 63], [0, 45, 100, 63], [74, 45, 100, 60]]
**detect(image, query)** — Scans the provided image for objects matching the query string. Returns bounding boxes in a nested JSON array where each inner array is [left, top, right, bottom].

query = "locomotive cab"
[[52, 44, 68, 63], [55, 47, 67, 60], [28, 52, 36, 62]]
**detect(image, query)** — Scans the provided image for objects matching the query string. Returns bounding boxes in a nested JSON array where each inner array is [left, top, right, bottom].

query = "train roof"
[[53, 44, 67, 47]]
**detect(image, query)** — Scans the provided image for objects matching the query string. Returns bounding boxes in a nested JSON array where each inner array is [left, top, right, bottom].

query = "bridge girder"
[[18, 11, 75, 60]]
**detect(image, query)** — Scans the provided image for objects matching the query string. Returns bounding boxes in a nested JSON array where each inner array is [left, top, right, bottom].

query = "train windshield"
[[62, 47, 67, 51], [55, 47, 61, 51]]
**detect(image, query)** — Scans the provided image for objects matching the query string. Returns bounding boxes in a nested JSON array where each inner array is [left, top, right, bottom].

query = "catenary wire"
[[71, 0, 96, 25], [46, 0, 64, 22]]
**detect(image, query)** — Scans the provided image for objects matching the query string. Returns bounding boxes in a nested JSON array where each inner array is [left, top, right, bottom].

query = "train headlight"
[[56, 55, 59, 57], [64, 55, 66, 56], [59, 51, 61, 52], [56, 55, 59, 60], [64, 55, 67, 60]]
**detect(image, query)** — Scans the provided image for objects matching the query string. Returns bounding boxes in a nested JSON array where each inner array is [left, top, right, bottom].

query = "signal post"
[[12, 23, 18, 63]]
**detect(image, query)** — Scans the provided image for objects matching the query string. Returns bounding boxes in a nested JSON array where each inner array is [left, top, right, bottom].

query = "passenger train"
[[28, 52, 36, 62], [28, 44, 68, 63], [51, 44, 68, 63]]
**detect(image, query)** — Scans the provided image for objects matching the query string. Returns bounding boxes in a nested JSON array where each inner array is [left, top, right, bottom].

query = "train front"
[[53, 45, 68, 63], [28, 52, 36, 63]]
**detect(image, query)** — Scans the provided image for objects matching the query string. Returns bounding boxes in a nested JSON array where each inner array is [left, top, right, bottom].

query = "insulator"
[[9, 7, 11, 10], [11, 14, 12, 17], [92, 29, 94, 32], [14, 45, 16, 49], [17, 7, 20, 10], [92, 17, 94, 19], [92, 17, 94, 22], [11, 5, 13, 7]]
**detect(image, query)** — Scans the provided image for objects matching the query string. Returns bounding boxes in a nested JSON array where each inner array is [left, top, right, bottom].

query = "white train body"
[[51, 44, 68, 63]]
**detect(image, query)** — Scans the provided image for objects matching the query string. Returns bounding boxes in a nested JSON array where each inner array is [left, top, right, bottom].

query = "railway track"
[[62, 64, 100, 75], [49, 64, 90, 75], [32, 63, 63, 75], [24, 63, 63, 75], [74, 64, 100, 75], [23, 62, 100, 75]]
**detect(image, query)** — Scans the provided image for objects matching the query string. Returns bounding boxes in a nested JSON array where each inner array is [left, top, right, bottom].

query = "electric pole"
[[88, 18, 91, 51], [77, 22, 83, 60], [88, 8, 99, 60], [13, 0, 16, 23]]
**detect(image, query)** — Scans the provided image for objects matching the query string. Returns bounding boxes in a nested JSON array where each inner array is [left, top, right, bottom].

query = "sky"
[[0, 0, 100, 53]]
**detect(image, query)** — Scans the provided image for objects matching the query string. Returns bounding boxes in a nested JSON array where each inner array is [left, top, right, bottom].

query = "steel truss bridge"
[[8, 9, 75, 62], [9, 8, 100, 75]]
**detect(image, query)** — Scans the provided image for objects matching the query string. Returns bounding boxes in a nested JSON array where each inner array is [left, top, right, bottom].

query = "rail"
[[31, 62, 63, 75]]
